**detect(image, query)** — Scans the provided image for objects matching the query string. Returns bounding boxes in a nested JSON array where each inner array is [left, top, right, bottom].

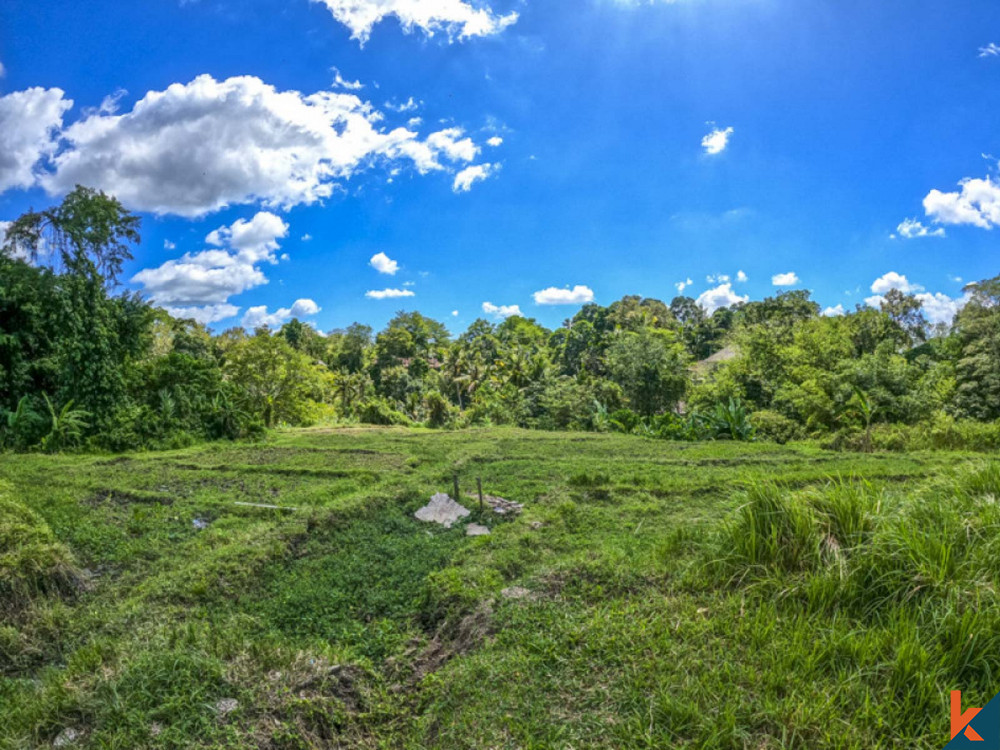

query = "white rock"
[[53, 729, 80, 748], [414, 493, 470, 528], [466, 523, 490, 536]]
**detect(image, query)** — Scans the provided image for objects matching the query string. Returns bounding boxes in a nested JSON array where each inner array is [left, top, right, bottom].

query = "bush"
[[750, 410, 803, 444], [424, 390, 457, 428], [358, 397, 411, 426]]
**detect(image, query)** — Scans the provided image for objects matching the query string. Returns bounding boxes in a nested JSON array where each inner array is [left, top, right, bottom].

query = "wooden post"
[[453, 473, 460, 502], [477, 477, 484, 513]]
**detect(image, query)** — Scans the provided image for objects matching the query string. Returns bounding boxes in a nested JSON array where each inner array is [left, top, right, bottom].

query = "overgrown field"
[[1, 428, 997, 748]]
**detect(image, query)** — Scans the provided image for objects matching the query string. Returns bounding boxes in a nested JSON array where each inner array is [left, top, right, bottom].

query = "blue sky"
[[1, 0, 999, 332]]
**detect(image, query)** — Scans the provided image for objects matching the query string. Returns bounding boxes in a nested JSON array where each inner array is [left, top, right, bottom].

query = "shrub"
[[750, 410, 803, 444], [424, 390, 457, 429], [358, 397, 411, 426]]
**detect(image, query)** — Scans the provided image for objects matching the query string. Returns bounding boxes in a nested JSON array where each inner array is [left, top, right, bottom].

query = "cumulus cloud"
[[242, 298, 321, 329], [870, 271, 922, 295], [131, 211, 290, 323], [533, 285, 595, 305], [980, 42, 1000, 58], [772, 271, 800, 286], [486, 136, 503, 147], [894, 218, 945, 239], [736, 270, 748, 283], [205, 211, 289, 263], [366, 287, 414, 299], [311, 0, 518, 45], [453, 162, 497, 192], [863, 272, 966, 325], [701, 125, 733, 155], [706, 273, 730, 284], [675, 278, 693, 293], [695, 283, 748, 314], [482, 301, 521, 319], [369, 251, 399, 275], [0, 87, 72, 192], [32, 75, 487, 217], [923, 177, 1000, 229], [822, 304, 845, 317], [451, 309, 459, 316], [166, 304, 241, 325]]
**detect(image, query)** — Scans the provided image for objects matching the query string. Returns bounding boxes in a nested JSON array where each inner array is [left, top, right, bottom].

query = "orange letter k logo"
[[952, 691, 985, 741]]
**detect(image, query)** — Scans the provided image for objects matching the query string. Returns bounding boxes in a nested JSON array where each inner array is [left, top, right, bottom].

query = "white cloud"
[[736, 270, 748, 283], [132, 211, 289, 322], [894, 218, 945, 239], [701, 125, 733, 156], [822, 304, 845, 317], [369, 251, 399, 275], [366, 287, 415, 299], [453, 162, 497, 192], [0, 62, 5, 78], [533, 285, 595, 305], [695, 283, 748, 313], [205, 211, 289, 263], [923, 177, 1000, 229], [301, 233, 313, 241], [451, 309, 459, 316], [331, 67, 363, 90], [870, 271, 922, 295], [242, 298, 321, 329], [165, 304, 240, 325], [482, 301, 521, 319], [35, 75, 487, 217], [913, 292, 965, 325], [772, 272, 800, 286], [675, 278, 693, 293], [863, 271, 966, 324], [0, 87, 72, 192], [164, 240, 176, 250], [311, 0, 518, 45], [486, 136, 503, 147], [864, 290, 966, 325], [979, 42, 1000, 58], [706, 273, 730, 284], [385, 97, 420, 113]]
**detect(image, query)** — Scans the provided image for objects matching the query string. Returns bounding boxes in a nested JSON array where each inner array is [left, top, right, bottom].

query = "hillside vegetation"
[[3, 189, 1000, 454], [1, 426, 996, 748]]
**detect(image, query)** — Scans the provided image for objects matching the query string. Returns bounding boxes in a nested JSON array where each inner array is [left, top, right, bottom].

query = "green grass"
[[0, 426, 994, 748]]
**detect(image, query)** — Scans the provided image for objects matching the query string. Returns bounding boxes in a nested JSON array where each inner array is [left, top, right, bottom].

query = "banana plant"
[[39, 393, 90, 453]]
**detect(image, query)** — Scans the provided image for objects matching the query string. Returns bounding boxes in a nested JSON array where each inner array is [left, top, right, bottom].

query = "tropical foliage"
[[2, 189, 1000, 452]]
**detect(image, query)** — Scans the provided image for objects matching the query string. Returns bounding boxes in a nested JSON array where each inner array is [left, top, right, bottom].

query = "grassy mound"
[[0, 481, 83, 614]]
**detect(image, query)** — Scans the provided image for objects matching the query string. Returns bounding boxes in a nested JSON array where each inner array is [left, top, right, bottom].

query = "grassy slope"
[[0, 427, 991, 748]]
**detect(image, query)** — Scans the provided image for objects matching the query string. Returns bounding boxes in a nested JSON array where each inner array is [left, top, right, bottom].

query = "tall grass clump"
[[0, 481, 83, 615], [718, 480, 821, 577]]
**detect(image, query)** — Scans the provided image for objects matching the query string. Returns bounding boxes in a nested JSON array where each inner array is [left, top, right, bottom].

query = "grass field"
[[1, 427, 997, 748]]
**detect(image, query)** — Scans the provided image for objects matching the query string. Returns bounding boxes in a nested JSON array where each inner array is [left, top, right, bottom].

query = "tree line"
[[2, 188, 999, 452]]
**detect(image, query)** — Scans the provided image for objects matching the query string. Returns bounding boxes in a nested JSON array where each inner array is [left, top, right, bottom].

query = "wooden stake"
[[453, 473, 460, 502], [477, 476, 484, 513]]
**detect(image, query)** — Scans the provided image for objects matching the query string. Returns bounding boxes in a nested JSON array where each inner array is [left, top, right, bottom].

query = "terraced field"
[[1, 427, 994, 748]]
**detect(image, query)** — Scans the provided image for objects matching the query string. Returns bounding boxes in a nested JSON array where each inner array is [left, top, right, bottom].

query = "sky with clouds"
[[1, 0, 998, 331]]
